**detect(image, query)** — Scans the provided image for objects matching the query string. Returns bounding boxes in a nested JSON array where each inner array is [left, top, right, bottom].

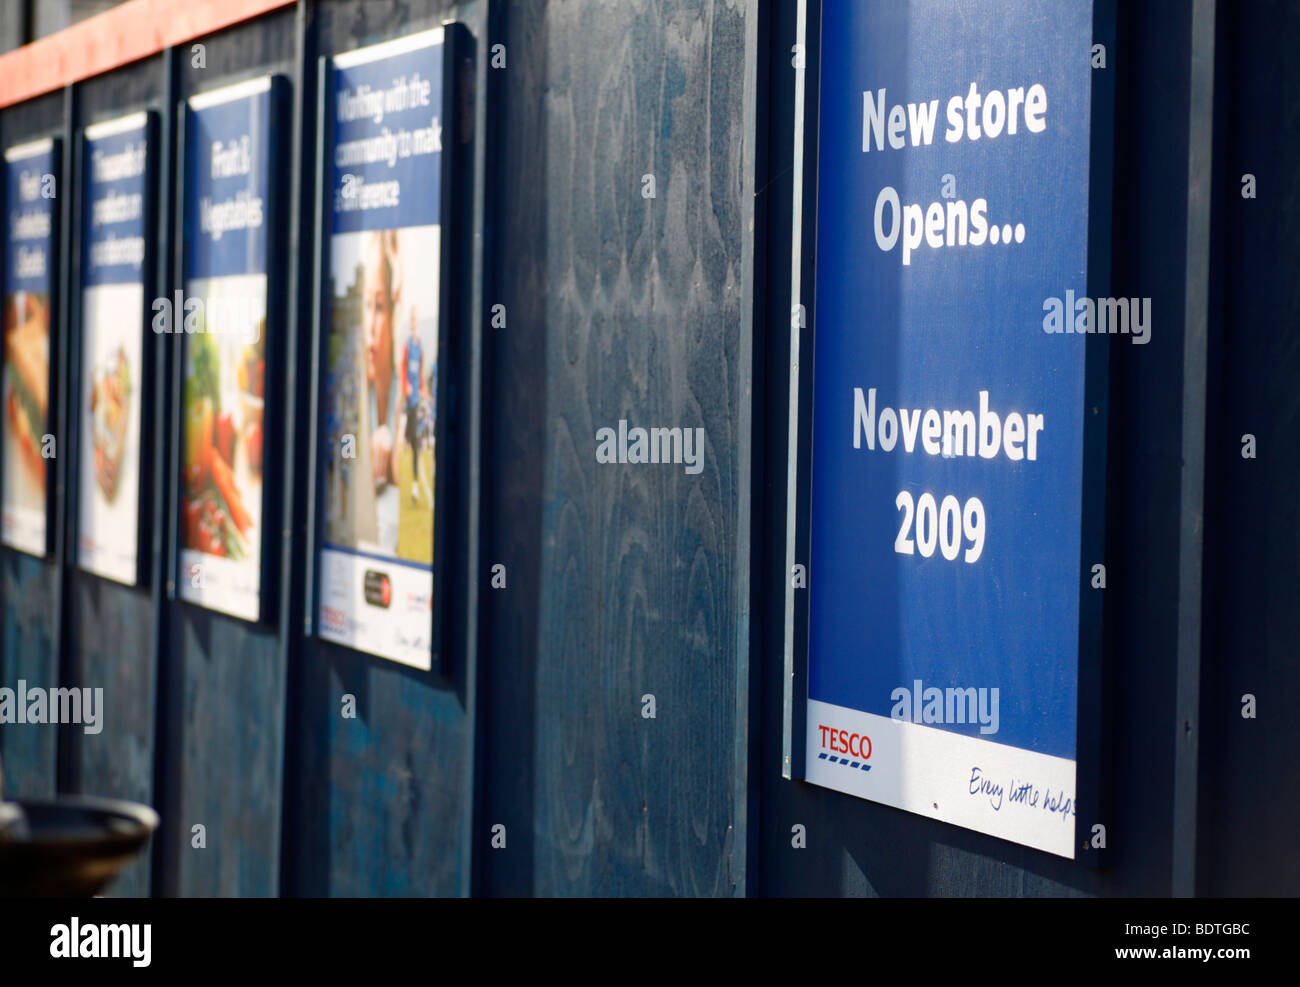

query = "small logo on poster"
[[816, 723, 873, 771], [321, 605, 347, 632], [363, 569, 392, 608]]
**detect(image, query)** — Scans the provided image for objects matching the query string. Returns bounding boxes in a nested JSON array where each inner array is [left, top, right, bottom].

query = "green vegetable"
[[206, 483, 246, 561], [185, 396, 212, 464], [191, 331, 220, 414]]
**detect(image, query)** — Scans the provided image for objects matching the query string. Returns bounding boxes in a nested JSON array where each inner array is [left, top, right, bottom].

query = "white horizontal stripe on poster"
[[805, 698, 1077, 858]]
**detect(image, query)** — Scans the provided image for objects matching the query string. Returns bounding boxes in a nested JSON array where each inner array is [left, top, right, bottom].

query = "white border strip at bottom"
[[806, 698, 1078, 858]]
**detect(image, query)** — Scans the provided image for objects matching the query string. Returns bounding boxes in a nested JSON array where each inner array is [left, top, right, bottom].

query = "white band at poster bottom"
[[805, 698, 1078, 858]]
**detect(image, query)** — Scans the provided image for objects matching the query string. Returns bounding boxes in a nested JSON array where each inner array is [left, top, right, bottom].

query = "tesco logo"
[[818, 724, 872, 760], [321, 605, 347, 631]]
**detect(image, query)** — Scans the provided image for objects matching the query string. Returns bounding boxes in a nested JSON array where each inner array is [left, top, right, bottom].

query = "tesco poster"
[[2, 137, 59, 557], [78, 112, 151, 585], [804, 0, 1095, 858], [177, 78, 275, 622], [317, 29, 446, 669]]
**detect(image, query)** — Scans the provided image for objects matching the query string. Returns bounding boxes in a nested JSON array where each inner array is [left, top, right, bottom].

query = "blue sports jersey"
[[404, 338, 422, 410]]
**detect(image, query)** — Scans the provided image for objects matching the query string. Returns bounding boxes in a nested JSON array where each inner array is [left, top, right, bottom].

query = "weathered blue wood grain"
[[67, 576, 156, 896], [1, 554, 59, 798], [478, 0, 756, 897], [289, 644, 471, 895], [168, 607, 285, 895]]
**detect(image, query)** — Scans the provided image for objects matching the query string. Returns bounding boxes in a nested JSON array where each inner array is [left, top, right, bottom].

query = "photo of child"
[[324, 225, 437, 565]]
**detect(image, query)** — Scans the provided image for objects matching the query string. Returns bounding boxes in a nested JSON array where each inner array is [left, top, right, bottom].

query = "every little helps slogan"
[[317, 29, 445, 669], [805, 0, 1095, 857]]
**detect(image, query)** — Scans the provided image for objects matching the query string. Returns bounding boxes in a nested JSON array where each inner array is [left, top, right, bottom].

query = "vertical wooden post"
[[1171, 0, 1217, 899]]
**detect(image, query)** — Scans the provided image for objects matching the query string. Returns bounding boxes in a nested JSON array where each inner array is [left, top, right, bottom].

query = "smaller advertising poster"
[[316, 28, 448, 670], [2, 137, 59, 557], [178, 78, 276, 622], [78, 112, 152, 585]]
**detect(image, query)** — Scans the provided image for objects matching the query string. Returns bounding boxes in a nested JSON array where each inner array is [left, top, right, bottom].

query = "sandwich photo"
[[3, 292, 50, 493], [88, 343, 132, 503]]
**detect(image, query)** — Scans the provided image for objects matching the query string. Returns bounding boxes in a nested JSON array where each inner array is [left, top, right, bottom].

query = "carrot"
[[206, 445, 253, 534]]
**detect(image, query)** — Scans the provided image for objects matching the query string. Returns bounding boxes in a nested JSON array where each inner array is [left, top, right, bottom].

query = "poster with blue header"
[[804, 0, 1103, 857], [315, 28, 449, 670], [2, 137, 59, 557], [78, 112, 153, 585], [177, 77, 278, 622]]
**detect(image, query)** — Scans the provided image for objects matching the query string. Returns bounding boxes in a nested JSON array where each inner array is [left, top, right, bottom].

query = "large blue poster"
[[176, 78, 275, 622], [78, 112, 151, 585], [805, 0, 1099, 857], [316, 28, 446, 670], [2, 138, 58, 557]]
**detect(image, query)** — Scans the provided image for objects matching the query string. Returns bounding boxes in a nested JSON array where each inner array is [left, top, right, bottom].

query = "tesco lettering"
[[818, 724, 873, 760]]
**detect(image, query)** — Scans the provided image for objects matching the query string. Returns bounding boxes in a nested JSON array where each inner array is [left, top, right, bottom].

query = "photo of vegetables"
[[177, 275, 266, 619], [182, 319, 263, 557]]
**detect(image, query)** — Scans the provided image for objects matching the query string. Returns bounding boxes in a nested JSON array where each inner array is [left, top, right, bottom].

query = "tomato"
[[215, 411, 236, 466], [200, 523, 222, 556], [184, 499, 204, 547]]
